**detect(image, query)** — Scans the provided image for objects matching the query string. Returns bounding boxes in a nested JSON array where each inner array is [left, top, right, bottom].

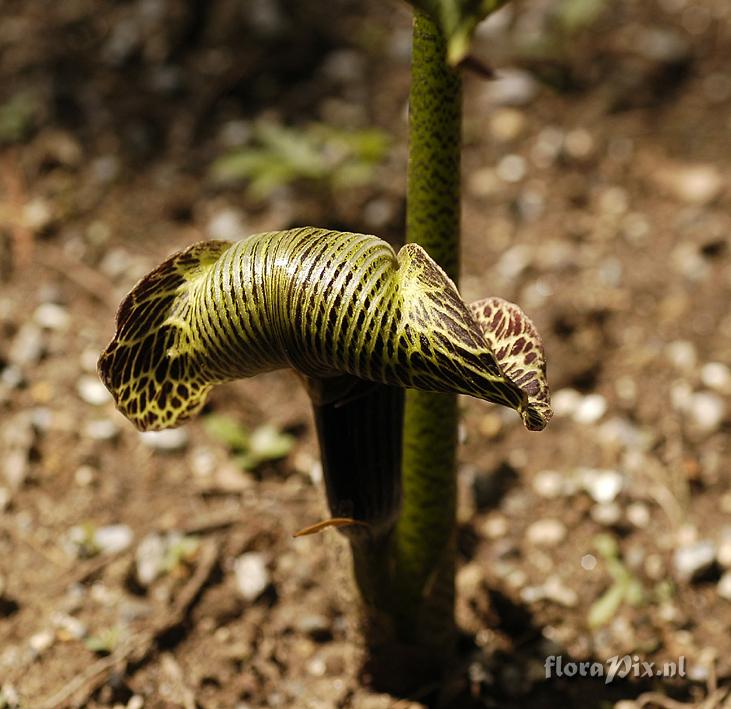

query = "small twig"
[[161, 653, 198, 709], [37, 540, 219, 708], [37, 637, 139, 709], [35, 244, 121, 309], [0, 149, 34, 268]]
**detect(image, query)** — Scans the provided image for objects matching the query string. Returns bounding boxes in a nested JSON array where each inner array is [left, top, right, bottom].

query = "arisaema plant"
[[98, 0, 551, 694]]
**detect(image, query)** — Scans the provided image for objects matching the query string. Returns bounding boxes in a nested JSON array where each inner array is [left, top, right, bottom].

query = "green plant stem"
[[392, 9, 462, 648]]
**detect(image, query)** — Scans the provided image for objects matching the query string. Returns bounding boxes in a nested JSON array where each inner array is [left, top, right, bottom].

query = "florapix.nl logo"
[[545, 655, 687, 684]]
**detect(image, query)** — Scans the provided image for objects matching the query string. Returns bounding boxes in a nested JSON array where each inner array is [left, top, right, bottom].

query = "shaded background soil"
[[0, 0, 730, 707]]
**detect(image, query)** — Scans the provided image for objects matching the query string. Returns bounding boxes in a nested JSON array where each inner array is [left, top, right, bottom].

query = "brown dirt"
[[1, 1, 730, 707]]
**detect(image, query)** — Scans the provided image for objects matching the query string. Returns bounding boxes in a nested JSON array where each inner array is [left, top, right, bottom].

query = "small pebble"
[[2, 450, 28, 491], [718, 571, 731, 601], [626, 502, 650, 529], [8, 324, 44, 366], [496, 154, 526, 183], [717, 530, 731, 568], [136, 533, 166, 586], [563, 128, 595, 161], [33, 303, 70, 330], [525, 518, 567, 547], [551, 388, 582, 417], [296, 614, 332, 642], [582, 469, 624, 504], [532, 470, 564, 499], [480, 514, 508, 539], [665, 340, 697, 371], [521, 576, 577, 607], [673, 540, 716, 582], [83, 418, 120, 441], [29, 630, 55, 656], [489, 108, 526, 142], [77, 376, 112, 406], [486, 69, 539, 107], [590, 502, 622, 526], [50, 612, 87, 640], [80, 348, 101, 373], [94, 525, 133, 554], [656, 163, 723, 205], [234, 552, 270, 601], [207, 208, 247, 242], [700, 362, 731, 393], [687, 391, 725, 433], [496, 244, 532, 279], [139, 428, 189, 452], [573, 394, 607, 425], [74, 465, 96, 486]]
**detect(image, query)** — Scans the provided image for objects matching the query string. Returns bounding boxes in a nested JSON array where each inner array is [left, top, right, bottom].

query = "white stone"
[[687, 391, 725, 433], [50, 612, 87, 639], [480, 514, 508, 539], [590, 502, 622, 526], [717, 530, 731, 568], [489, 108, 526, 142], [8, 324, 43, 366], [486, 69, 539, 107], [551, 388, 582, 417], [74, 465, 95, 486], [525, 518, 567, 547], [496, 244, 532, 279], [139, 428, 189, 452], [563, 128, 595, 161], [496, 154, 527, 183], [33, 303, 70, 330], [626, 502, 651, 529], [136, 533, 166, 586], [573, 394, 607, 424], [83, 418, 120, 441], [665, 340, 697, 370], [701, 362, 731, 393], [94, 525, 133, 554], [234, 552, 270, 601], [532, 470, 564, 499], [29, 630, 55, 656], [582, 469, 624, 504], [673, 540, 716, 581], [207, 208, 247, 242], [77, 376, 112, 406], [658, 164, 723, 205], [718, 571, 731, 601], [543, 576, 578, 607]]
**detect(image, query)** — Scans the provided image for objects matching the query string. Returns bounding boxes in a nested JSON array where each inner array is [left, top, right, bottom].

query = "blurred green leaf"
[[587, 534, 646, 628], [203, 414, 250, 450], [235, 424, 295, 471], [204, 415, 294, 471], [587, 581, 625, 629], [556, 0, 608, 34], [210, 122, 388, 199], [84, 626, 121, 655], [162, 534, 200, 573], [404, 0, 509, 65], [0, 91, 39, 144]]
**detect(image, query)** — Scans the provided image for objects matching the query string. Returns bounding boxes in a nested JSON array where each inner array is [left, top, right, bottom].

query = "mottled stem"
[[393, 10, 462, 649]]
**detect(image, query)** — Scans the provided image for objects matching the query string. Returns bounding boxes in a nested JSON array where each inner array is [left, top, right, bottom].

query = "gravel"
[[581, 469, 624, 504], [234, 552, 270, 602], [673, 540, 717, 582], [139, 428, 189, 452], [525, 518, 567, 547]]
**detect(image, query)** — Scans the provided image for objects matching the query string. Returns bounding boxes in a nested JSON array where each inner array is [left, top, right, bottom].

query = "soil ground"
[[0, 1, 730, 707]]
